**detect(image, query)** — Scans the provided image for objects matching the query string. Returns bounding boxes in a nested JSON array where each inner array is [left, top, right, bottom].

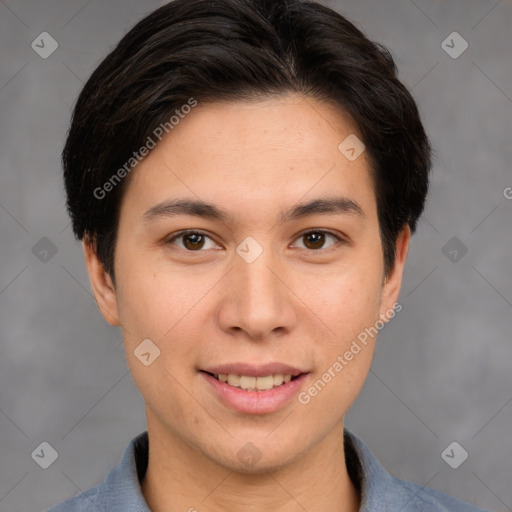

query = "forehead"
[[120, 94, 377, 223]]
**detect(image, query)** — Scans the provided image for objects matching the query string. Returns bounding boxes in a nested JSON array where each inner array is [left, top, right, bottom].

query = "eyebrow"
[[143, 196, 366, 225]]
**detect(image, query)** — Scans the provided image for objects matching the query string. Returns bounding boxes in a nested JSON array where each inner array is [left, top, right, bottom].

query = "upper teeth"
[[217, 374, 293, 390]]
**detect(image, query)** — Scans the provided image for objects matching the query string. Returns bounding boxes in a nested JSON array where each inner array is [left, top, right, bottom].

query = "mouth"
[[202, 371, 301, 391], [200, 364, 309, 414]]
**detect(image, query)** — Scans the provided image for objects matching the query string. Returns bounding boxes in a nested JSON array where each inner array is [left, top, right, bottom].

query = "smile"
[[209, 373, 298, 391], [201, 370, 309, 414]]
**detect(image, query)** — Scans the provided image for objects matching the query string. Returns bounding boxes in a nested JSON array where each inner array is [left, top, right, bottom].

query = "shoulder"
[[344, 430, 489, 512], [46, 432, 150, 512], [46, 486, 102, 512], [389, 474, 489, 512]]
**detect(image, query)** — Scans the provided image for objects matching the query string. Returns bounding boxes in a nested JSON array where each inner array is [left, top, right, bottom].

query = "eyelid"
[[164, 229, 221, 248], [291, 228, 346, 250], [165, 228, 346, 252]]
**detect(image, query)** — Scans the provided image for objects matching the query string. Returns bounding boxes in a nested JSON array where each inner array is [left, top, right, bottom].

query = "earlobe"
[[379, 225, 411, 319], [82, 239, 121, 326]]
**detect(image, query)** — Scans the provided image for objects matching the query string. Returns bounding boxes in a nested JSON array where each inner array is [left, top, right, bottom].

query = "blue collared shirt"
[[47, 430, 488, 511]]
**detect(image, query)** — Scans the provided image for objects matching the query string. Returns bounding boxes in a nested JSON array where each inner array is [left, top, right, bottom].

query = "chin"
[[204, 438, 306, 476]]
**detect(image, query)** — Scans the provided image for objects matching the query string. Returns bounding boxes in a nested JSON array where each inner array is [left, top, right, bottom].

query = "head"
[[64, 0, 431, 473]]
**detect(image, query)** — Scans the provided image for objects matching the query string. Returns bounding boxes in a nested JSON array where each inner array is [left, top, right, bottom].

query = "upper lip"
[[202, 363, 307, 377]]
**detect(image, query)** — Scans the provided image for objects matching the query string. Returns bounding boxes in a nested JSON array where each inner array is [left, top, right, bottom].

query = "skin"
[[84, 94, 410, 512]]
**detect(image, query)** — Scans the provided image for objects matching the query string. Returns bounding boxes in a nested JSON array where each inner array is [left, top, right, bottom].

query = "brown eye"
[[303, 232, 326, 249], [166, 231, 218, 251], [292, 230, 342, 251], [182, 233, 205, 250]]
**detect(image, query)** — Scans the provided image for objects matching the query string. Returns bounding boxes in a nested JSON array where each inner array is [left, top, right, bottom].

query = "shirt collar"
[[101, 429, 406, 511]]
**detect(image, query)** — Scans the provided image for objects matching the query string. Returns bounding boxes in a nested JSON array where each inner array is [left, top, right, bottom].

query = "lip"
[[202, 362, 306, 377], [201, 370, 309, 415]]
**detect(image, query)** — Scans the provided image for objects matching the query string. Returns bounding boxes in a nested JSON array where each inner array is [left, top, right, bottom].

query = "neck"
[[141, 420, 360, 512]]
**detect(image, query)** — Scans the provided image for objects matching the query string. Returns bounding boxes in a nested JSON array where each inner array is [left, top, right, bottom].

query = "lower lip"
[[201, 372, 308, 414]]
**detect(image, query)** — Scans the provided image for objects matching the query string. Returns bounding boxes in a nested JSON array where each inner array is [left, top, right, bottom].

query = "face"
[[85, 94, 409, 473]]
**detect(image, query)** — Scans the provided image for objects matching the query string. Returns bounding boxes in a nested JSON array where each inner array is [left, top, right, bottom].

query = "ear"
[[379, 225, 410, 319], [83, 238, 120, 326]]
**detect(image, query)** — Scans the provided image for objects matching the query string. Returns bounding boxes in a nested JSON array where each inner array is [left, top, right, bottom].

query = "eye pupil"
[[304, 232, 325, 249], [184, 233, 205, 250], [174, 231, 335, 252]]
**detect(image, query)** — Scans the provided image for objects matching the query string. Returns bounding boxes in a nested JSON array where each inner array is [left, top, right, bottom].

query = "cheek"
[[115, 264, 204, 420], [304, 263, 383, 341], [296, 268, 382, 407], [114, 257, 222, 412], [115, 250, 205, 342]]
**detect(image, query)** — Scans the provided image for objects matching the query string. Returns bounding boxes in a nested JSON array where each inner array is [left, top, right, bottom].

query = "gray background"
[[0, 0, 511, 510]]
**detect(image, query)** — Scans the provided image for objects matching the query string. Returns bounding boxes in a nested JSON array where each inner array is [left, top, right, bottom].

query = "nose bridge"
[[220, 237, 295, 338], [240, 253, 279, 305]]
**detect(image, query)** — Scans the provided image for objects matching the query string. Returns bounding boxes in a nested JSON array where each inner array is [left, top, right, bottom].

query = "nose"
[[217, 243, 297, 341]]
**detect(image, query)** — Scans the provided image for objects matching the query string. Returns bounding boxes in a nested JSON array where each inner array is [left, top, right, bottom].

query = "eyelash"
[[165, 229, 345, 253]]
